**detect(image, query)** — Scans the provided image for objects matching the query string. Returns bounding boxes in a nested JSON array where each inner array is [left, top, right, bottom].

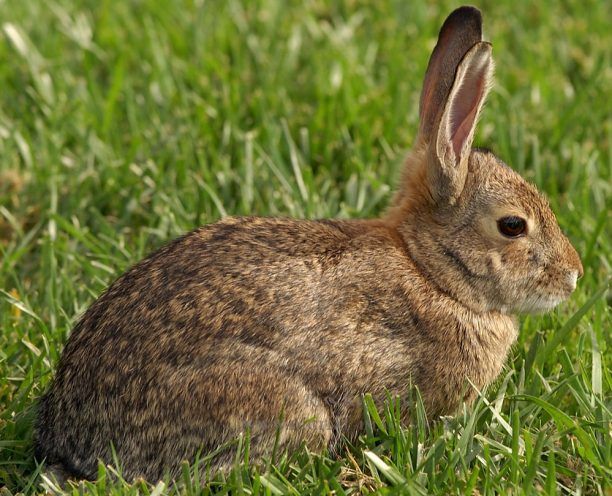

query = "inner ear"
[[437, 42, 493, 170], [448, 56, 491, 163]]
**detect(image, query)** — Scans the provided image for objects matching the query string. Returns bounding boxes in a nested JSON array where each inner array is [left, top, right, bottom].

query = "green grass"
[[0, 0, 610, 493]]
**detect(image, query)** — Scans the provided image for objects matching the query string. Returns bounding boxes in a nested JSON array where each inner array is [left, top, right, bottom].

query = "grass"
[[0, 0, 609, 493]]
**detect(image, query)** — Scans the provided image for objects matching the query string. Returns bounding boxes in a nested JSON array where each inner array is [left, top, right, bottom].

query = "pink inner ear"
[[449, 64, 488, 163]]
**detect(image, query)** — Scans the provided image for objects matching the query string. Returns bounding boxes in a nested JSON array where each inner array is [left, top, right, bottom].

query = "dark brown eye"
[[497, 216, 527, 238]]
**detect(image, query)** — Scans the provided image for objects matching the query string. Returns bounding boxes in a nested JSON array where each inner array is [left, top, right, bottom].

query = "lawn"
[[0, 0, 609, 494]]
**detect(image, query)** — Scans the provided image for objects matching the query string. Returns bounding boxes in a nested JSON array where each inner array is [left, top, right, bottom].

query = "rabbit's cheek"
[[495, 268, 545, 312], [486, 251, 503, 273], [496, 243, 535, 281]]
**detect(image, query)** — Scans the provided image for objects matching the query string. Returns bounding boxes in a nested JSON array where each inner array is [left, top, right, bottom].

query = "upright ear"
[[419, 6, 483, 140], [434, 42, 493, 172], [418, 7, 494, 204]]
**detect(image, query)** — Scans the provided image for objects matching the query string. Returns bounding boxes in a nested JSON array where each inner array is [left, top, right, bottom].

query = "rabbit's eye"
[[497, 216, 527, 238]]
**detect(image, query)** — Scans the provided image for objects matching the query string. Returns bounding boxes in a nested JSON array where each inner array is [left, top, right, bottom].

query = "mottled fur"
[[35, 6, 582, 483]]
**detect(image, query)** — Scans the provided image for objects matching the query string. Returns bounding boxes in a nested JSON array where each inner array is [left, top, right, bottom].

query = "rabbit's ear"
[[420, 11, 493, 204], [419, 6, 483, 140], [432, 42, 493, 182]]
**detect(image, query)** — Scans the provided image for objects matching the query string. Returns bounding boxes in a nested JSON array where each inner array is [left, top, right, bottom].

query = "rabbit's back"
[[52, 216, 413, 366]]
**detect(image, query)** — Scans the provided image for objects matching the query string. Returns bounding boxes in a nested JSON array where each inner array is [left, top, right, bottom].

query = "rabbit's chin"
[[509, 294, 566, 315]]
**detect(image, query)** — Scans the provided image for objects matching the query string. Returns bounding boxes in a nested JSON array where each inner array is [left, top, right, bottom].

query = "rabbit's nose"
[[563, 236, 583, 280], [566, 271, 578, 292], [576, 260, 584, 279]]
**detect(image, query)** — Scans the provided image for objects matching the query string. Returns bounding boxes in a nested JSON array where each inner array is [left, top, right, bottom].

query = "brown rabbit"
[[35, 6, 583, 483]]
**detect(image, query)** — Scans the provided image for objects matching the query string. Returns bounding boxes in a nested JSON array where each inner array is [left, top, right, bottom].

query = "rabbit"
[[35, 5, 583, 484]]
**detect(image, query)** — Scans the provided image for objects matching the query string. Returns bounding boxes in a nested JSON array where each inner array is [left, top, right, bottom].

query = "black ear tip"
[[449, 6, 482, 23], [441, 6, 483, 37]]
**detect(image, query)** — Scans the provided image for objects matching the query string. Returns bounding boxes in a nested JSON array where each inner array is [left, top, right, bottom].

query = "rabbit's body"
[[36, 6, 583, 483], [36, 215, 516, 481]]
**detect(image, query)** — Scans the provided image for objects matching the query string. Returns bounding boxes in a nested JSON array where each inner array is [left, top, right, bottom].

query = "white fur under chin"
[[516, 294, 565, 314]]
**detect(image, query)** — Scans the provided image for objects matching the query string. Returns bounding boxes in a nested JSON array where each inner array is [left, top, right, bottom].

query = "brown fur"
[[35, 6, 582, 483]]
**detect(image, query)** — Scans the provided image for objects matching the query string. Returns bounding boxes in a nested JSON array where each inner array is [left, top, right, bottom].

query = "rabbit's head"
[[388, 6, 583, 314]]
